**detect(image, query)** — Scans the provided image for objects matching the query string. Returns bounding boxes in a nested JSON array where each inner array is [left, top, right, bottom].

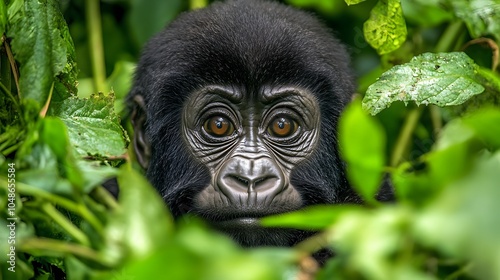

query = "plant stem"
[[390, 107, 423, 167], [85, 0, 107, 93], [41, 203, 91, 246], [435, 21, 464, 53], [12, 181, 103, 233], [19, 238, 114, 268]]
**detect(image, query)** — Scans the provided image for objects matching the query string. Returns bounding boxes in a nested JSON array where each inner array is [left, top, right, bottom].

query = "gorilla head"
[[128, 0, 376, 247]]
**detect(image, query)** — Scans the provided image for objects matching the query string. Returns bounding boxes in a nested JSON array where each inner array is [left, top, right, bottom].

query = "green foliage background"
[[1, 0, 500, 279]]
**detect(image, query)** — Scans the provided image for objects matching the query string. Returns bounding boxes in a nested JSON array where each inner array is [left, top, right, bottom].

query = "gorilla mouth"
[[212, 217, 261, 230]]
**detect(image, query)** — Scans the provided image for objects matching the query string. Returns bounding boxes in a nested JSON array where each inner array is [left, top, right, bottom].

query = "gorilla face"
[[128, 0, 367, 247]]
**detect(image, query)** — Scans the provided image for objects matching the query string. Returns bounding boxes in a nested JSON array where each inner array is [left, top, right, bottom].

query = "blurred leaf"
[[107, 61, 135, 113], [345, 0, 369, 5], [448, 0, 500, 42], [363, 0, 407, 55], [7, 0, 77, 106], [17, 118, 84, 195], [0, 0, 6, 35], [119, 221, 291, 280], [339, 99, 386, 203], [415, 151, 500, 280], [261, 205, 359, 230], [286, 0, 343, 14], [401, 0, 453, 27], [363, 52, 485, 115], [101, 166, 174, 265], [128, 0, 184, 47], [48, 93, 129, 158]]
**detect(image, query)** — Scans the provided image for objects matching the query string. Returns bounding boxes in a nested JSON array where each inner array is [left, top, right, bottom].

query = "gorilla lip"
[[212, 217, 261, 229]]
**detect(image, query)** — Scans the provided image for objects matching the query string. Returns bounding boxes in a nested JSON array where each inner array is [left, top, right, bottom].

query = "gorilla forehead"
[[137, 0, 353, 95]]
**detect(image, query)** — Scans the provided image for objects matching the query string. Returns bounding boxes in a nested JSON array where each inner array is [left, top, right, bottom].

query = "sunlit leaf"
[[363, 52, 485, 115], [363, 0, 407, 54], [339, 100, 386, 203]]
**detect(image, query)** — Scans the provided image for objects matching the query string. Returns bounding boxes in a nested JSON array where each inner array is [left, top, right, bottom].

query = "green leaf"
[[17, 118, 84, 194], [448, 0, 500, 42], [363, 0, 407, 55], [363, 52, 485, 115], [261, 205, 359, 230], [0, 0, 7, 36], [48, 93, 129, 158], [6, 0, 78, 106], [101, 166, 174, 264], [401, 0, 453, 27], [345, 0, 368, 5], [415, 151, 500, 280], [339, 100, 386, 203], [129, 0, 183, 47]]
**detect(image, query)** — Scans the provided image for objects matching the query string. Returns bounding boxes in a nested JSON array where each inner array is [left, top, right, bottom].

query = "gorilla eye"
[[268, 117, 297, 138], [204, 116, 234, 137]]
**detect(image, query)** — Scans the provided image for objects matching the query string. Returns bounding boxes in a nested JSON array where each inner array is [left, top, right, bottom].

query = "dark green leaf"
[[7, 0, 77, 106]]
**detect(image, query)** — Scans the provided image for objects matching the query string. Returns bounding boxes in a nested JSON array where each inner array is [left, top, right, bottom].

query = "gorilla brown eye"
[[204, 116, 234, 137], [268, 117, 297, 137]]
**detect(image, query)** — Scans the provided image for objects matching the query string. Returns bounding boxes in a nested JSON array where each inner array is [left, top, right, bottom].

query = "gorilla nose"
[[216, 157, 285, 202], [225, 173, 279, 192]]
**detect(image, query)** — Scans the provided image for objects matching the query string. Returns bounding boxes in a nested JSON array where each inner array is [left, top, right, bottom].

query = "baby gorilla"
[[127, 0, 389, 247]]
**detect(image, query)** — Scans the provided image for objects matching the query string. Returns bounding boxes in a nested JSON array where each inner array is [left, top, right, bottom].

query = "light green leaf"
[[345, 0, 368, 5], [339, 100, 386, 203], [48, 93, 129, 158], [363, 52, 485, 115], [101, 166, 173, 264], [363, 0, 407, 54], [261, 205, 359, 230], [415, 151, 500, 280]]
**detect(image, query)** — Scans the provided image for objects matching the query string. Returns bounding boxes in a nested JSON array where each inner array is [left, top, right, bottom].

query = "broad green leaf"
[[261, 205, 359, 230], [363, 0, 407, 55], [339, 100, 386, 203], [449, 0, 500, 42], [7, 0, 77, 106], [363, 52, 485, 115], [102, 166, 173, 264], [48, 93, 129, 158]]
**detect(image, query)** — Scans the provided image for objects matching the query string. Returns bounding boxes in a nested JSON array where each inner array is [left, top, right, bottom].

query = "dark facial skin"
[[127, 0, 392, 249], [183, 85, 320, 222]]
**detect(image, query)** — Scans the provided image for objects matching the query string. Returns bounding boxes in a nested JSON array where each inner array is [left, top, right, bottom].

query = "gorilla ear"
[[130, 94, 151, 169]]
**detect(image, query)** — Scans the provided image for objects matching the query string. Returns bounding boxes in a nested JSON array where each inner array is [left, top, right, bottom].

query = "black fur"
[[127, 0, 391, 247]]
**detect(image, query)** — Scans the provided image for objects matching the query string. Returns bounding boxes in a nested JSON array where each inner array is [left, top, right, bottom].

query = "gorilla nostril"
[[226, 174, 250, 190], [224, 174, 279, 192]]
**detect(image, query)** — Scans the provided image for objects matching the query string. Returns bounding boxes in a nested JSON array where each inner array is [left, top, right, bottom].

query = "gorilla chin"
[[127, 0, 392, 250]]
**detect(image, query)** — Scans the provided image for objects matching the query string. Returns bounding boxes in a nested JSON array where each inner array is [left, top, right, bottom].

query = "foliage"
[[1, 0, 500, 279]]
